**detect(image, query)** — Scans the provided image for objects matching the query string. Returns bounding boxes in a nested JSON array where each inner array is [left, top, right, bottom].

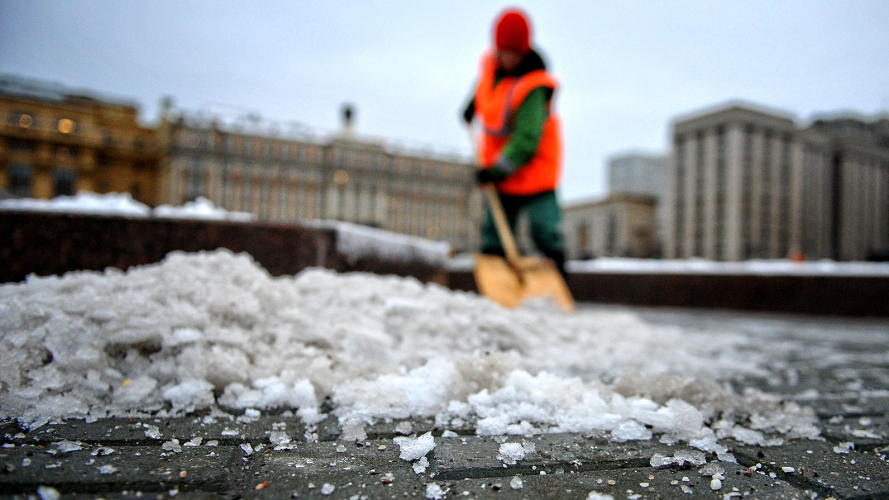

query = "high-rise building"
[[799, 116, 889, 261], [607, 152, 668, 198], [665, 101, 889, 262], [0, 75, 159, 203], [158, 106, 482, 252], [606, 151, 668, 249]]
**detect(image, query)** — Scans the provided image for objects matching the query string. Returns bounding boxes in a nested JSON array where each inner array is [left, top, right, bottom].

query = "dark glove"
[[476, 167, 507, 185]]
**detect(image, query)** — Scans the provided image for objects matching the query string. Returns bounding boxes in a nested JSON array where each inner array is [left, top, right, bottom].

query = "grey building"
[[158, 107, 483, 252], [607, 152, 668, 199], [607, 151, 668, 249], [665, 101, 889, 262], [799, 116, 889, 261]]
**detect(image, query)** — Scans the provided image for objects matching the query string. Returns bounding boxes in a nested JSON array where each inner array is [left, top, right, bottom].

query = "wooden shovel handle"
[[483, 183, 522, 264], [467, 125, 522, 264]]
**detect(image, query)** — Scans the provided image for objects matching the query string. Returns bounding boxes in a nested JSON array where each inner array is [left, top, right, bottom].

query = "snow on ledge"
[[568, 257, 889, 277], [153, 197, 256, 221], [0, 192, 151, 217], [311, 220, 451, 266]]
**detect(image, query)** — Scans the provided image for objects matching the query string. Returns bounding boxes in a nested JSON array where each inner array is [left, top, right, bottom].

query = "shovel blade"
[[473, 254, 575, 312]]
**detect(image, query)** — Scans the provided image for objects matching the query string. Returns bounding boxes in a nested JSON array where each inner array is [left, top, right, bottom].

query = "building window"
[[186, 160, 205, 200], [53, 168, 77, 196], [56, 118, 76, 134], [7, 163, 33, 197], [9, 112, 36, 129]]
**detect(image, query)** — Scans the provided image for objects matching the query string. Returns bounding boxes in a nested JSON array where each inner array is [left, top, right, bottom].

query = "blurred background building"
[[0, 75, 159, 203], [562, 152, 666, 259], [562, 193, 657, 260], [665, 102, 889, 262], [4, 75, 888, 262], [157, 102, 482, 252]]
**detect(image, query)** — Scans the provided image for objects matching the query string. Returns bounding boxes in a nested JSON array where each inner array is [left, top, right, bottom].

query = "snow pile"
[[153, 196, 255, 221], [313, 220, 451, 266], [569, 257, 889, 276], [0, 192, 255, 222], [0, 250, 818, 449], [0, 192, 151, 217]]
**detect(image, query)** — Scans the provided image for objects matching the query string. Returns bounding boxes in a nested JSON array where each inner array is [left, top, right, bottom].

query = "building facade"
[[798, 117, 889, 261], [0, 75, 159, 204], [607, 151, 668, 250], [562, 193, 657, 260], [665, 102, 889, 262], [158, 109, 482, 252]]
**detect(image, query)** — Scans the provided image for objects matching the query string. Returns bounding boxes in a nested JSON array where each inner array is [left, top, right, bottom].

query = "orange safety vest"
[[475, 51, 562, 196]]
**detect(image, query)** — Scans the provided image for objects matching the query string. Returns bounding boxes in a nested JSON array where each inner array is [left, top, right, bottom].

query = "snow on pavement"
[[0, 250, 819, 452]]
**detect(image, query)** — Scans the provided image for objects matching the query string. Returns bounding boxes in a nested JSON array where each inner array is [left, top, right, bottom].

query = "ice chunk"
[[269, 431, 291, 446], [586, 492, 616, 500], [611, 420, 652, 442], [674, 449, 707, 466], [498, 442, 526, 465], [162, 379, 214, 410], [37, 486, 61, 500], [97, 465, 118, 475], [162, 440, 182, 453], [833, 442, 854, 454], [699, 463, 724, 476], [395, 421, 413, 435], [510, 476, 523, 489], [393, 431, 435, 461], [320, 483, 335, 495], [425, 482, 447, 500], [52, 440, 82, 453], [412, 456, 429, 474], [143, 424, 162, 439], [340, 419, 367, 442]]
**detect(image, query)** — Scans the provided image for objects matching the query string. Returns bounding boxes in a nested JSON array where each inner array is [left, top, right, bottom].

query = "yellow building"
[[0, 75, 159, 204], [158, 106, 482, 252]]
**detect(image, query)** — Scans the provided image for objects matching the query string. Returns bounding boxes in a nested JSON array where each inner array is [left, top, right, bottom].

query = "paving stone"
[[430, 433, 683, 480], [16, 414, 318, 447], [730, 438, 889, 499], [420, 462, 809, 500], [0, 444, 241, 496], [819, 414, 889, 451]]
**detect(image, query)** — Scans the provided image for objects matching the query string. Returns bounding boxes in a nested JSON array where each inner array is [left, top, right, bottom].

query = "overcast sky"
[[1, 1, 888, 202]]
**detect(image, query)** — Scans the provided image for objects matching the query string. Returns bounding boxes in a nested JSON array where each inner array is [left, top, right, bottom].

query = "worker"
[[462, 7, 567, 278]]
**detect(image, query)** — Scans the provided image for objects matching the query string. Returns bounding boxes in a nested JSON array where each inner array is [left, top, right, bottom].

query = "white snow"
[[498, 442, 526, 465], [0, 249, 826, 451], [0, 192, 255, 221], [313, 220, 451, 266], [0, 192, 151, 217], [153, 197, 255, 221], [568, 256, 889, 276], [393, 432, 435, 461]]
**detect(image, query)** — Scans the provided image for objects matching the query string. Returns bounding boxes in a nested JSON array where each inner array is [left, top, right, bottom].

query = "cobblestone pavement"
[[2, 308, 888, 499]]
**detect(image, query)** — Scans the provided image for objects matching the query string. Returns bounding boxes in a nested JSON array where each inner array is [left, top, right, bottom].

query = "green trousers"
[[481, 190, 565, 256]]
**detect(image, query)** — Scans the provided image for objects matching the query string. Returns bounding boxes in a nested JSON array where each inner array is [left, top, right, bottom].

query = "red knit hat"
[[494, 8, 531, 54]]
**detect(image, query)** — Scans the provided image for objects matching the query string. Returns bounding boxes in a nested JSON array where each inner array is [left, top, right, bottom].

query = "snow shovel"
[[474, 183, 575, 312]]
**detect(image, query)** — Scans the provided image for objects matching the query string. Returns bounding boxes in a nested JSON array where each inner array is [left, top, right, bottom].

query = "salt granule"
[[586, 492, 616, 500], [393, 432, 435, 461]]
